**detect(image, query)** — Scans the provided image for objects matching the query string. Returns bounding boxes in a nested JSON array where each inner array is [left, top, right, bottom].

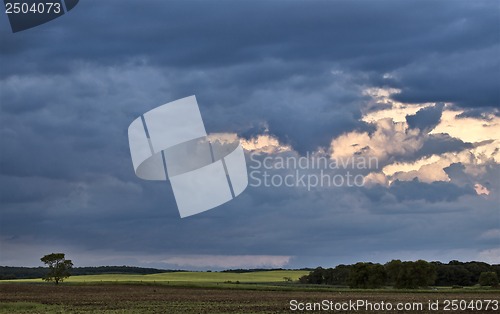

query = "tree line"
[[0, 265, 181, 280], [299, 260, 500, 288]]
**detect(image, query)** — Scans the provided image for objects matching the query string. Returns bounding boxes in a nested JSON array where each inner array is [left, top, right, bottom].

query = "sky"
[[0, 0, 499, 270]]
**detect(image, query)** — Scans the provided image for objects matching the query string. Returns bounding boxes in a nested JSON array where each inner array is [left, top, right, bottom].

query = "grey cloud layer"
[[1, 0, 498, 104], [0, 0, 499, 268]]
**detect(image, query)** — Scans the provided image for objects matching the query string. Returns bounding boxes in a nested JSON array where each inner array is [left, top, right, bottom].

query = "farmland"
[[1, 271, 499, 313], [0, 270, 309, 286]]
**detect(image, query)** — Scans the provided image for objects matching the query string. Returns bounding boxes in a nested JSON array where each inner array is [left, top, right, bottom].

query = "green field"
[[2, 270, 309, 285]]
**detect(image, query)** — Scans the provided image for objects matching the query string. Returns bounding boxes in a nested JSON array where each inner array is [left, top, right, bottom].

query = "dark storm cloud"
[[418, 134, 472, 157], [406, 103, 444, 131], [1, 0, 498, 102], [1, 0, 498, 152], [445, 161, 500, 193], [388, 45, 500, 108], [361, 179, 477, 204], [456, 108, 500, 120], [2, 173, 497, 268], [1, 0, 499, 268], [388, 179, 476, 203]]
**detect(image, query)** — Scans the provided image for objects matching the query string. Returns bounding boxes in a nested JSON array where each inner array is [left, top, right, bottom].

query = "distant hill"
[[0, 266, 312, 280], [221, 268, 313, 273], [0, 266, 183, 280]]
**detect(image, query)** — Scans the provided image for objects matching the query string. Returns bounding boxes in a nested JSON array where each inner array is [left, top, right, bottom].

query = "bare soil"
[[0, 283, 498, 313]]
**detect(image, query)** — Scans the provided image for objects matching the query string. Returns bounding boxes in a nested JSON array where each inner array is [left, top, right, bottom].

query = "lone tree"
[[40, 253, 73, 284]]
